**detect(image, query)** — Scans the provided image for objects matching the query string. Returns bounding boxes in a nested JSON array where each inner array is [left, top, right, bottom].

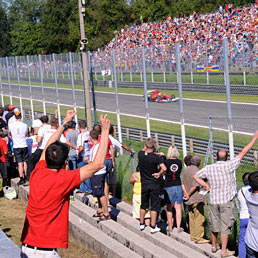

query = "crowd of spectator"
[[90, 3, 258, 72], [0, 104, 258, 257]]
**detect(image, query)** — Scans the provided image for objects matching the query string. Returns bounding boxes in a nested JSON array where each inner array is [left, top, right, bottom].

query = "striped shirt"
[[197, 156, 240, 205]]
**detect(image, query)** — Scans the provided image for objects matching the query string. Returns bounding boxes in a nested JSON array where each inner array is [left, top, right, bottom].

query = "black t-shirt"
[[138, 150, 163, 184], [163, 158, 182, 187], [5, 112, 14, 124], [0, 118, 6, 129]]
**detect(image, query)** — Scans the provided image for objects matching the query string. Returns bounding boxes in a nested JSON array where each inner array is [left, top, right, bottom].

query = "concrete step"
[[0, 229, 21, 258], [69, 212, 141, 258], [75, 193, 210, 258], [70, 199, 178, 258]]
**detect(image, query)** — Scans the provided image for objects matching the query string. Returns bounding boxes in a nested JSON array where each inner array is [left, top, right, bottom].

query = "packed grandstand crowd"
[[90, 3, 258, 71]]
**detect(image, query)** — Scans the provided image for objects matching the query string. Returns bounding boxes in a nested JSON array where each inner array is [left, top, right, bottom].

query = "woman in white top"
[[237, 172, 250, 258]]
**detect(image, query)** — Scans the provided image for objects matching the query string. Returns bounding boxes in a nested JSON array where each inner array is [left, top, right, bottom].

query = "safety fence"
[[0, 39, 257, 163]]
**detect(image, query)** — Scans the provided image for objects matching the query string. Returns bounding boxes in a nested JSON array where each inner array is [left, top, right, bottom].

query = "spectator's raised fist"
[[100, 114, 110, 132], [64, 110, 76, 124]]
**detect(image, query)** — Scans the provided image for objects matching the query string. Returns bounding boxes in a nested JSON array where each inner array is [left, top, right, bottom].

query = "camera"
[[81, 38, 88, 45]]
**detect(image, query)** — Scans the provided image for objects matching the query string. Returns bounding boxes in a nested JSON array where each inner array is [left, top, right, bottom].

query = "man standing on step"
[[8, 110, 29, 185], [138, 137, 166, 234], [182, 154, 210, 244], [20, 111, 110, 258], [194, 130, 258, 258]]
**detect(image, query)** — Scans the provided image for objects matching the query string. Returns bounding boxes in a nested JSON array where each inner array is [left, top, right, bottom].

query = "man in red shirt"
[[0, 129, 8, 195], [20, 111, 110, 258]]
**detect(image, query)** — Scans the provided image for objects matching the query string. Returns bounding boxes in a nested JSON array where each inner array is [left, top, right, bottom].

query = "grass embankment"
[[0, 195, 97, 257]]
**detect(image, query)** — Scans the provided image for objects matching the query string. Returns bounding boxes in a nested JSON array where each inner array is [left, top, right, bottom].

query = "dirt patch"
[[0, 196, 98, 258]]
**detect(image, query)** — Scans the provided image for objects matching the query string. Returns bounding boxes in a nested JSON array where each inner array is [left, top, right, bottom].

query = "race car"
[[143, 90, 178, 103]]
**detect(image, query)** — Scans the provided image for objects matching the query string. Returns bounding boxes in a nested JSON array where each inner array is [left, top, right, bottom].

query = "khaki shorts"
[[208, 199, 236, 234]]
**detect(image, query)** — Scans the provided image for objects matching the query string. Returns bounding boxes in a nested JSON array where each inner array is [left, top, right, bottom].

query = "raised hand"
[[100, 114, 110, 132], [63, 110, 76, 124]]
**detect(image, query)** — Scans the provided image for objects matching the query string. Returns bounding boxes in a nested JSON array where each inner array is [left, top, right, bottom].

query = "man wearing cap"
[[5, 104, 15, 124], [8, 110, 29, 185]]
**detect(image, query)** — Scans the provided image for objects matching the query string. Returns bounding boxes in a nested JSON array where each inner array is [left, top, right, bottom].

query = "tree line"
[[0, 0, 255, 57]]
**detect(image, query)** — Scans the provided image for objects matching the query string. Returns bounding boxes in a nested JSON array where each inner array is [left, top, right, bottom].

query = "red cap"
[[8, 104, 15, 111]]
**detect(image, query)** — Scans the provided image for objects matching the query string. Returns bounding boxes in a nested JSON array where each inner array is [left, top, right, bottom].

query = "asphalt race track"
[[1, 83, 258, 134]]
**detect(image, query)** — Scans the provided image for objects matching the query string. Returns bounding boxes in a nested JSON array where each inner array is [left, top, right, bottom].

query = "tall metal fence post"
[[151, 48, 154, 83], [142, 47, 151, 138], [208, 116, 214, 164], [39, 55, 46, 115], [190, 44, 194, 84], [242, 44, 246, 86], [15, 56, 23, 114], [205, 40, 209, 85], [6, 57, 12, 104], [223, 39, 235, 159], [69, 52, 78, 125], [176, 43, 187, 158], [0, 68, 4, 106], [162, 48, 166, 83], [112, 49, 123, 155], [52, 53, 61, 125], [26, 55, 34, 121]]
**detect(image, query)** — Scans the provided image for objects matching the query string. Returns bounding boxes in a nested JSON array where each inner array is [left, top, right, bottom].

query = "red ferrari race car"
[[143, 90, 178, 103]]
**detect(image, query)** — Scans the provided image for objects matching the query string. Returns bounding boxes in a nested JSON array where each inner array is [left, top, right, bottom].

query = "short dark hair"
[[242, 172, 250, 186], [50, 117, 58, 127], [40, 115, 49, 124], [248, 171, 258, 191], [109, 125, 114, 135], [66, 121, 76, 129], [78, 120, 86, 129], [184, 155, 192, 166], [90, 129, 99, 140], [0, 107, 4, 117], [45, 141, 69, 170], [191, 155, 201, 167], [93, 124, 101, 134], [216, 150, 228, 161]]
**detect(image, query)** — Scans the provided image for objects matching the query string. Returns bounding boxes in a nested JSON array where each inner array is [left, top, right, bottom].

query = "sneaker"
[[17, 178, 25, 186], [140, 223, 146, 231], [150, 225, 160, 234]]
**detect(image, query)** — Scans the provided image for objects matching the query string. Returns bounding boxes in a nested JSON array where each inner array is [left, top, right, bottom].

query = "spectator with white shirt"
[[26, 116, 49, 179], [77, 120, 92, 195], [8, 110, 29, 186], [245, 171, 258, 258], [237, 172, 250, 258], [89, 129, 110, 222], [109, 125, 135, 196]]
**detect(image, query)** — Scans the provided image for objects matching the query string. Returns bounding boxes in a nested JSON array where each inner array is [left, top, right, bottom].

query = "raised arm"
[[40, 110, 76, 161], [80, 115, 110, 182], [238, 130, 258, 160]]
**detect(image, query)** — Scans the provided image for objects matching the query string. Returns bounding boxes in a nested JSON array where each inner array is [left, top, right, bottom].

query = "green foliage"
[[0, 4, 11, 57]]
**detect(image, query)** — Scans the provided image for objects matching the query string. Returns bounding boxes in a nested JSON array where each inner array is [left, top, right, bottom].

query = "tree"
[[0, 4, 11, 56], [40, 0, 80, 54]]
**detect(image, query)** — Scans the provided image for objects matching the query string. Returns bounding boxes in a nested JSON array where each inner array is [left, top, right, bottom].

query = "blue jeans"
[[239, 218, 249, 258], [68, 154, 77, 170], [246, 244, 258, 258], [164, 185, 183, 204], [78, 156, 92, 194]]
